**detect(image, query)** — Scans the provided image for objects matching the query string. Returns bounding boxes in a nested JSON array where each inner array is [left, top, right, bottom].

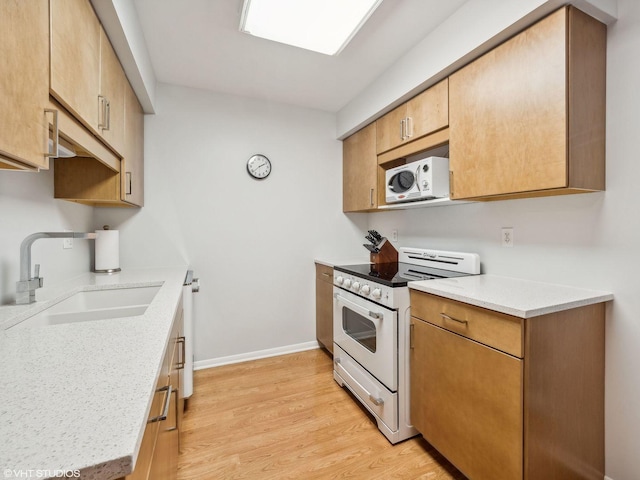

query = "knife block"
[[370, 239, 398, 265]]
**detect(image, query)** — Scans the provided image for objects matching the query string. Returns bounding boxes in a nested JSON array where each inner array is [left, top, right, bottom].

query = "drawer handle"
[[322, 273, 331, 278], [368, 394, 384, 406], [441, 313, 468, 325], [177, 336, 186, 370], [149, 385, 172, 423]]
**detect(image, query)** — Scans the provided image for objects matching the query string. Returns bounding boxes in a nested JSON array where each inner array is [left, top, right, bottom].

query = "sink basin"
[[9, 285, 162, 329]]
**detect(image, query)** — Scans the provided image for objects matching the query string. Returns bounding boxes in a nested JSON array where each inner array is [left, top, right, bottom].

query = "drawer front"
[[334, 344, 398, 431], [410, 290, 523, 357], [315, 263, 333, 283]]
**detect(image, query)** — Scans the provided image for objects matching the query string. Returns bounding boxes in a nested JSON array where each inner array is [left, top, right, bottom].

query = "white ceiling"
[[132, 0, 468, 112]]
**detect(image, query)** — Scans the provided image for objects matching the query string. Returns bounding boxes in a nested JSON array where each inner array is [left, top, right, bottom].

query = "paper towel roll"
[[95, 228, 121, 273]]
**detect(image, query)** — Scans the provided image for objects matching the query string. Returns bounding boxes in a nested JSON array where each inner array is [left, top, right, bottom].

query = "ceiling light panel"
[[240, 0, 383, 56]]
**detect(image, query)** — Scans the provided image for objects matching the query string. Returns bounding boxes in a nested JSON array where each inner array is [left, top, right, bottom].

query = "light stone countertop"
[[408, 273, 613, 318], [0, 267, 188, 480]]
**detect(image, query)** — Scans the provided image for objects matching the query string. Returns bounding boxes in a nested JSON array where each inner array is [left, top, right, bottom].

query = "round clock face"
[[246, 154, 272, 179]]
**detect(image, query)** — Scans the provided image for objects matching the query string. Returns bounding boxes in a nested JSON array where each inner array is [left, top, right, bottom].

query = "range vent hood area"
[[47, 103, 130, 207]]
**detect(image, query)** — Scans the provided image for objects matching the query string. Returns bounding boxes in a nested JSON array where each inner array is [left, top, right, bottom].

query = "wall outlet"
[[63, 229, 73, 249], [391, 229, 398, 242], [501, 227, 514, 247]]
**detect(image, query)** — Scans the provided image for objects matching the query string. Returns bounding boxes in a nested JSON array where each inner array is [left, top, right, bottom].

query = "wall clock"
[[246, 154, 272, 179]]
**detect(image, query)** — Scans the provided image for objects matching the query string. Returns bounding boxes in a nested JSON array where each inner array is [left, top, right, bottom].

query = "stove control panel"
[[333, 272, 402, 308]]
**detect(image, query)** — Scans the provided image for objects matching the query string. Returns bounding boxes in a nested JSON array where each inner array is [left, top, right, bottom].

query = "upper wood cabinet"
[[0, 0, 51, 170], [99, 28, 126, 155], [449, 7, 606, 200], [50, 0, 128, 154], [122, 81, 145, 206], [54, 82, 144, 207], [376, 79, 448, 155], [343, 123, 377, 212], [50, 0, 101, 133]]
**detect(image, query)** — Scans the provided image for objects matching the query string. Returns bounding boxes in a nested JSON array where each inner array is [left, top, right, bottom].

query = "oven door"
[[333, 287, 398, 391]]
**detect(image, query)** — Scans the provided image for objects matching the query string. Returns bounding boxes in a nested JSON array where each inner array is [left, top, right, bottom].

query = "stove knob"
[[336, 276, 344, 286], [343, 278, 352, 288], [371, 288, 382, 299], [352, 281, 361, 291], [360, 285, 371, 295]]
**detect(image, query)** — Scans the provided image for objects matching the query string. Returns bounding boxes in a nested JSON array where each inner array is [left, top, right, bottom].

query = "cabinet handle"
[[368, 394, 384, 406], [449, 171, 454, 197], [406, 117, 413, 138], [125, 172, 132, 195], [167, 387, 179, 432], [370, 188, 374, 207], [322, 273, 331, 278], [400, 118, 405, 140], [98, 95, 107, 129], [441, 313, 468, 325], [104, 99, 111, 131], [410, 323, 414, 349], [177, 336, 186, 370], [44, 109, 59, 158], [149, 385, 172, 423]]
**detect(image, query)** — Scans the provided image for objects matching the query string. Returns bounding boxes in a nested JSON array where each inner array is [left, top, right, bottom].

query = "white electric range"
[[332, 247, 480, 443]]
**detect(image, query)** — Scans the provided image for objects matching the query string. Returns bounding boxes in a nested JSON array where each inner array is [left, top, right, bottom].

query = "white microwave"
[[385, 157, 450, 204]]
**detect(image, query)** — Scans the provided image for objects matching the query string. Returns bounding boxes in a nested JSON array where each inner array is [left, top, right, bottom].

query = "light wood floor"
[[177, 348, 465, 480]]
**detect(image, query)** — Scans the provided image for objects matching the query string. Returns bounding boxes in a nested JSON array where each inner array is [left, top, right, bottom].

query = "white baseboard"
[[194, 341, 321, 370]]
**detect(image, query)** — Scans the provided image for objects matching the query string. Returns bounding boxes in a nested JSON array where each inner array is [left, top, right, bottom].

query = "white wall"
[[366, 1, 639, 477], [0, 169, 94, 305], [94, 83, 367, 364]]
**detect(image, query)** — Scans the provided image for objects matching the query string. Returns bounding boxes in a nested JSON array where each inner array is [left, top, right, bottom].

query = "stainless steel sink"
[[9, 285, 162, 329]]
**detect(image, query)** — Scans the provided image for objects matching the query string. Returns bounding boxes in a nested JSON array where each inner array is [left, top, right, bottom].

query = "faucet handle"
[[33, 264, 43, 287]]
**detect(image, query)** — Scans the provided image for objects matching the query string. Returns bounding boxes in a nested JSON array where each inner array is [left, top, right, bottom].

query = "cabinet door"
[[406, 79, 448, 142], [149, 319, 180, 480], [410, 318, 523, 480], [375, 104, 407, 154], [315, 264, 333, 353], [0, 0, 50, 170], [376, 80, 449, 155], [122, 82, 145, 206], [343, 123, 377, 212], [50, 0, 101, 133], [449, 8, 567, 199], [99, 27, 126, 154]]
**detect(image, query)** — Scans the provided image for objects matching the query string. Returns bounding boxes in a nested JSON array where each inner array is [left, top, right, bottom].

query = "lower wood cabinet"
[[124, 301, 184, 480], [410, 290, 605, 480], [411, 317, 523, 480], [315, 263, 333, 354]]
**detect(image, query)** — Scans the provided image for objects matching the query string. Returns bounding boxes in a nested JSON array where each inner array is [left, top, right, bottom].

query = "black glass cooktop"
[[334, 262, 470, 288]]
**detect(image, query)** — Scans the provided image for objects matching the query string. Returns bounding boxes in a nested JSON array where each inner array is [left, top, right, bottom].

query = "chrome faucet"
[[16, 232, 97, 305]]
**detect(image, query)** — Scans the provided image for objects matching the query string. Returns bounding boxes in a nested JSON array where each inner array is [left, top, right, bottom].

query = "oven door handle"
[[335, 293, 385, 322]]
